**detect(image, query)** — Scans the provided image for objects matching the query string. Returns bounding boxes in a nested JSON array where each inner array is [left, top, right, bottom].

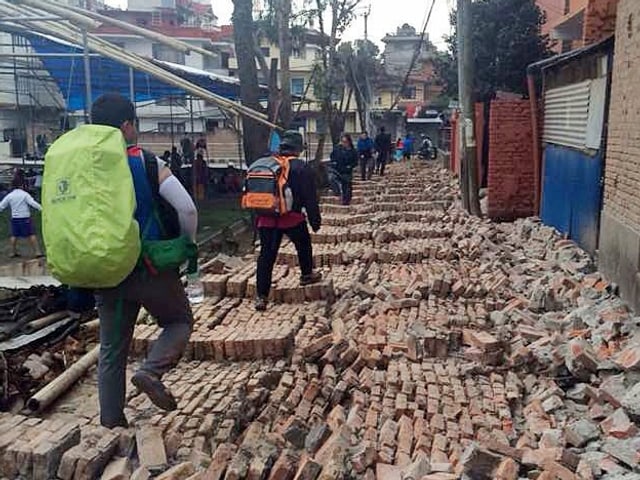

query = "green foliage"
[[434, 0, 553, 101]]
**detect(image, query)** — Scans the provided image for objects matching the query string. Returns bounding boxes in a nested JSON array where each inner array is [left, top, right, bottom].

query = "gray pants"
[[96, 269, 193, 426]]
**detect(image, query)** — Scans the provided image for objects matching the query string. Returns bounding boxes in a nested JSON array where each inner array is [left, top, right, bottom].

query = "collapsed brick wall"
[[583, 0, 619, 45], [487, 99, 535, 220]]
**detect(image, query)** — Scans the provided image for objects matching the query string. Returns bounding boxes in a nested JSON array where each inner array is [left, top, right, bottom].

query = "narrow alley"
[[1, 162, 639, 479]]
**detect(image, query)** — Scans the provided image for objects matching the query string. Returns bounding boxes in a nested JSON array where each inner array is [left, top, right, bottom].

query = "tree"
[[303, 0, 362, 160], [434, 0, 553, 100], [338, 40, 382, 134], [232, 0, 270, 165], [277, 0, 293, 128]]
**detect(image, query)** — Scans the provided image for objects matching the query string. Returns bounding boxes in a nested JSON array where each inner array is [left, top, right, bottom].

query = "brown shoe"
[[300, 271, 322, 286], [131, 371, 177, 412]]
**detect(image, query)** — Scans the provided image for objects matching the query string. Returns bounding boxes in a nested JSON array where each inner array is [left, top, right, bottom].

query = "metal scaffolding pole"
[[82, 29, 92, 123], [128, 66, 135, 112]]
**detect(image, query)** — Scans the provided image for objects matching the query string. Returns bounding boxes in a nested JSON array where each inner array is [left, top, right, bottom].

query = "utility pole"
[[364, 5, 371, 42], [457, 0, 481, 216]]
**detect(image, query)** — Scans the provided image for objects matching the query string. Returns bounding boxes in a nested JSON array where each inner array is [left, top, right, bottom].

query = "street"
[[1, 161, 638, 479]]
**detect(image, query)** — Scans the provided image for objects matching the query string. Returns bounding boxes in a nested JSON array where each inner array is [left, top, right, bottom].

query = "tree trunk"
[[232, 0, 270, 165], [277, 0, 293, 128]]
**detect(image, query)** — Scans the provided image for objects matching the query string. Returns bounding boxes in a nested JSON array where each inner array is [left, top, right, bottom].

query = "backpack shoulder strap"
[[142, 149, 160, 201]]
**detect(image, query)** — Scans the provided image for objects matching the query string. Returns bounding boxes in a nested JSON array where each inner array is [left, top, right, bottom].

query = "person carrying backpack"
[[242, 130, 322, 311], [330, 134, 358, 205], [43, 94, 198, 429]]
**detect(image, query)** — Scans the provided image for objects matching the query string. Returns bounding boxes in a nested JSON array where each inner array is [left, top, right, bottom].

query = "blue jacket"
[[357, 137, 374, 157]]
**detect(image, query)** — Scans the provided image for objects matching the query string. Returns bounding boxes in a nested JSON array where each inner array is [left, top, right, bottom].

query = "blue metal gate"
[[540, 144, 602, 254]]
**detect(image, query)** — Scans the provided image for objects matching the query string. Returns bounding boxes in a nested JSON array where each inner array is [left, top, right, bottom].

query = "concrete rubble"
[[1, 162, 640, 479]]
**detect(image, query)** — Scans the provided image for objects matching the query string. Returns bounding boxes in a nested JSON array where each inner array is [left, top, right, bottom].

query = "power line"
[[388, 0, 437, 112]]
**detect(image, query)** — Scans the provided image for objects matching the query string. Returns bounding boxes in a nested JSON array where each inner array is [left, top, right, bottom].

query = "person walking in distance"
[[403, 133, 414, 161], [0, 178, 43, 258], [330, 134, 358, 205], [254, 131, 322, 311], [357, 131, 374, 181], [374, 127, 392, 176], [91, 94, 198, 428]]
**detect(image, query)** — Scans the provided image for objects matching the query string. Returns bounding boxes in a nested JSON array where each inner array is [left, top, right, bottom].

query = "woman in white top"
[[0, 178, 43, 257]]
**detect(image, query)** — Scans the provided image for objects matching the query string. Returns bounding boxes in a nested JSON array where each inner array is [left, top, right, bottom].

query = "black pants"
[[340, 177, 353, 205], [377, 152, 389, 176], [360, 156, 373, 181], [257, 222, 313, 298]]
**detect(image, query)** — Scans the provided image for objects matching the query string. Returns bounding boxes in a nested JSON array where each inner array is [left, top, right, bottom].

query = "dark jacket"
[[257, 155, 321, 231], [357, 137, 374, 158], [374, 132, 392, 153], [330, 145, 358, 177]]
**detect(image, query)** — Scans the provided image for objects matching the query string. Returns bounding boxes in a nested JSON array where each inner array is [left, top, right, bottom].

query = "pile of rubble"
[[1, 162, 640, 480]]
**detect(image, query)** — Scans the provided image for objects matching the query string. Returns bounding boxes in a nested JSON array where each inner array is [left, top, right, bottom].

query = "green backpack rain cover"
[[42, 124, 140, 288]]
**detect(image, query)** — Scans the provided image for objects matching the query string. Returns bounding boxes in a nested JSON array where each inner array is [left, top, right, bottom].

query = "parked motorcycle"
[[417, 137, 437, 160]]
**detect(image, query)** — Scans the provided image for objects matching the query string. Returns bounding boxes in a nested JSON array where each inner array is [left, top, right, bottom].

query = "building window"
[[156, 96, 187, 107], [206, 119, 219, 132], [152, 44, 185, 65], [221, 52, 230, 69], [203, 53, 221, 71], [401, 86, 417, 99], [291, 78, 305, 96], [151, 10, 162, 26], [158, 122, 186, 134], [260, 47, 271, 58], [292, 47, 306, 59]]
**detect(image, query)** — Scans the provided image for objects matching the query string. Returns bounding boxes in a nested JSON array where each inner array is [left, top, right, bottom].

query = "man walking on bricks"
[[91, 94, 197, 428], [254, 130, 322, 311]]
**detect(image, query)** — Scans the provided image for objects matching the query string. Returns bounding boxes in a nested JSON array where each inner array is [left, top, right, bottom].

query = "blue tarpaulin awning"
[[14, 30, 267, 111]]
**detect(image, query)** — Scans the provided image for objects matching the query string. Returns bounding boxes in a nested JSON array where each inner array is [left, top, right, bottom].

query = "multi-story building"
[[92, 0, 227, 139], [225, 26, 363, 137], [536, 0, 569, 52], [372, 24, 442, 139], [541, 0, 617, 53]]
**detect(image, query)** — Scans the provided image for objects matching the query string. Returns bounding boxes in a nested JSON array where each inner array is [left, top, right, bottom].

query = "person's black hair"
[[91, 93, 135, 128], [11, 177, 23, 189], [380, 127, 386, 133], [341, 134, 354, 149]]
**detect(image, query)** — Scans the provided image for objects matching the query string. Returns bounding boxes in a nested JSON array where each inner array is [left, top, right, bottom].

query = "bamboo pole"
[[23, 311, 69, 334], [0, 1, 280, 129], [27, 344, 99, 412]]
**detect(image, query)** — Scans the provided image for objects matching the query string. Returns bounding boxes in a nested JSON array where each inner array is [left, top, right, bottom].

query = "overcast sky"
[[105, 0, 454, 50]]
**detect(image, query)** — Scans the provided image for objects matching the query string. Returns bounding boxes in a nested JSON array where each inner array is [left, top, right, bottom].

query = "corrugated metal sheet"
[[586, 77, 607, 149], [543, 80, 591, 149], [540, 144, 602, 254]]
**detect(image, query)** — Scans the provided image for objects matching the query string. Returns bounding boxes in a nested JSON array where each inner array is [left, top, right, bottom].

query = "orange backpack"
[[241, 155, 294, 216]]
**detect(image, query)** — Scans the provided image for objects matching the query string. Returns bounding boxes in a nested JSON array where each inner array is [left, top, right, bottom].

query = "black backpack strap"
[[142, 149, 160, 201]]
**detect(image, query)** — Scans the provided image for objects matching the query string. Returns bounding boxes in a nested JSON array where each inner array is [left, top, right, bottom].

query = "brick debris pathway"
[[1, 162, 640, 479]]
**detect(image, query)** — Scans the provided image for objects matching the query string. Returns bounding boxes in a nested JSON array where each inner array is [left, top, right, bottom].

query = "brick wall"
[[602, 0, 640, 226], [583, 0, 619, 45], [599, 0, 640, 312], [487, 99, 535, 220], [475, 103, 485, 186]]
